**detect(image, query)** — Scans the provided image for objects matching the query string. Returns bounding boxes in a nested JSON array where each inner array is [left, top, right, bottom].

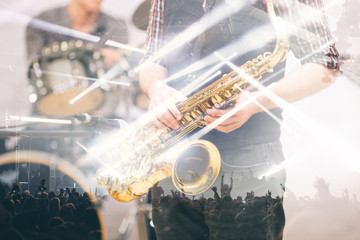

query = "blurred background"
[[0, 0, 359, 239]]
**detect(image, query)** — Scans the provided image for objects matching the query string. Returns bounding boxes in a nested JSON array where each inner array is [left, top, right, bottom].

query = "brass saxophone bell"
[[96, 140, 221, 202], [95, 0, 289, 203], [172, 140, 221, 195]]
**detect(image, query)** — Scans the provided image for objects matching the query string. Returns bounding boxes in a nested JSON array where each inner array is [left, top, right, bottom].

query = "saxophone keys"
[[148, 136, 161, 146], [197, 119, 206, 128], [180, 113, 193, 125], [211, 95, 224, 109], [135, 143, 150, 156], [203, 101, 213, 108], [184, 113, 193, 122], [190, 108, 201, 119], [156, 128, 168, 138], [224, 90, 232, 99]]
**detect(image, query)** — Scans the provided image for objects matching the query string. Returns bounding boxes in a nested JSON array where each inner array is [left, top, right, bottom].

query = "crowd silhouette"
[[0, 182, 103, 240], [150, 175, 285, 240], [283, 178, 360, 240], [1, 177, 359, 240]]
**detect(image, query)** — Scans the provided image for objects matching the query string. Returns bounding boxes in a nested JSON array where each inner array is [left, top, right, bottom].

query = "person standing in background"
[[25, 0, 130, 119], [139, 0, 339, 239], [26, 0, 128, 68]]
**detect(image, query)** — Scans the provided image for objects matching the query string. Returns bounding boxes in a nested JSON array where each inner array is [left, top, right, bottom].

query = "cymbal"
[[132, 0, 152, 31]]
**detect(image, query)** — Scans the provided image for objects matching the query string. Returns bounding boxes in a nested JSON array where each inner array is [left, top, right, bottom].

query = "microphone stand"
[[0, 114, 128, 139]]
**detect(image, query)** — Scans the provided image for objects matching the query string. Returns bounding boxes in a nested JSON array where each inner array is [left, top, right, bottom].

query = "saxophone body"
[[95, 0, 289, 202]]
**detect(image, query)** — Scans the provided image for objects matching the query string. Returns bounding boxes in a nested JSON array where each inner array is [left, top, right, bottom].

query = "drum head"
[[28, 41, 106, 117], [37, 87, 104, 117]]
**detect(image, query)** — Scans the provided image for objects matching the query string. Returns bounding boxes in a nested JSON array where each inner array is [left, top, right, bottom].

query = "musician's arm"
[[139, 62, 185, 130], [139, 0, 186, 130], [139, 62, 168, 98], [260, 63, 338, 108], [205, 0, 340, 133]]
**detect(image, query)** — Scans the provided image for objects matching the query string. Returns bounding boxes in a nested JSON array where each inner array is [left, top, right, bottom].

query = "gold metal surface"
[[96, 0, 290, 202]]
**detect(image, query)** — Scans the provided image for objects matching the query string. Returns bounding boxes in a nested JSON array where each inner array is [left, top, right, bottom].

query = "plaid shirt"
[[142, 0, 339, 70]]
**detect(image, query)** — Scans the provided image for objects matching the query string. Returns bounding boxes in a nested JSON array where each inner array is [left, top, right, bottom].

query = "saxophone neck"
[[265, 0, 290, 67]]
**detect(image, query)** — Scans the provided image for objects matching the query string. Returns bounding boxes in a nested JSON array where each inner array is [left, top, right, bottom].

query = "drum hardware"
[[0, 122, 145, 239], [28, 39, 145, 120], [0, 140, 144, 240], [74, 113, 128, 131], [28, 40, 111, 117], [132, 0, 152, 31], [97, 43, 149, 120], [0, 113, 128, 138], [0, 113, 125, 167]]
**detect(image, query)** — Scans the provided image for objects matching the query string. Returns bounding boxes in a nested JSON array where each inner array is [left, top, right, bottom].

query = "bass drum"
[[27, 40, 121, 117], [0, 150, 106, 239], [0, 150, 149, 240]]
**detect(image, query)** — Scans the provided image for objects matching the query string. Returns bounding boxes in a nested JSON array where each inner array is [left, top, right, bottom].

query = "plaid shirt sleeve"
[[275, 0, 339, 70], [142, 0, 339, 70], [141, 0, 165, 64]]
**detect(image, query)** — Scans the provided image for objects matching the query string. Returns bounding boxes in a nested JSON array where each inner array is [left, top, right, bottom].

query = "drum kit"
[[0, 0, 153, 192], [1, 1, 357, 239], [27, 39, 146, 119], [2, 0, 359, 197], [0, 2, 154, 239], [9, 37, 146, 175]]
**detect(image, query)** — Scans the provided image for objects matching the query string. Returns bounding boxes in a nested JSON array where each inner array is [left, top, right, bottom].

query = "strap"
[[191, 0, 216, 61]]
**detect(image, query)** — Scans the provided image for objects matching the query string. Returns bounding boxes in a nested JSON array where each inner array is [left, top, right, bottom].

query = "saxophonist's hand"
[[148, 84, 187, 130], [204, 92, 259, 133]]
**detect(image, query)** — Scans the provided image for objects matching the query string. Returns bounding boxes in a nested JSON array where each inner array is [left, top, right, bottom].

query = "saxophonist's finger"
[[165, 99, 182, 121], [151, 108, 170, 130], [157, 103, 180, 129], [149, 100, 168, 129], [172, 90, 187, 103], [153, 117, 167, 130]]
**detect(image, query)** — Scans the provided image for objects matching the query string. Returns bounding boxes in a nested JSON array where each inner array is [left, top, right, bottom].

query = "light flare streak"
[[189, 86, 274, 141], [258, 153, 303, 179], [74, 140, 113, 170], [10, 115, 72, 125], [69, 61, 131, 104], [33, 69, 131, 86], [234, 83, 290, 131], [26, 14, 100, 43], [177, 53, 238, 96], [105, 40, 146, 54], [88, 0, 351, 177], [0, 10, 136, 105], [214, 52, 360, 175], [135, 1, 246, 72]]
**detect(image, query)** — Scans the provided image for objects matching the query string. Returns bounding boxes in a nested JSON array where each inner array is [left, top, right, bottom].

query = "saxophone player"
[[139, 0, 339, 239]]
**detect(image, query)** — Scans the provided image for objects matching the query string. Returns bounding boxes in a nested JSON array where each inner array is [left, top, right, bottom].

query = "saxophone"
[[95, 0, 289, 202]]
